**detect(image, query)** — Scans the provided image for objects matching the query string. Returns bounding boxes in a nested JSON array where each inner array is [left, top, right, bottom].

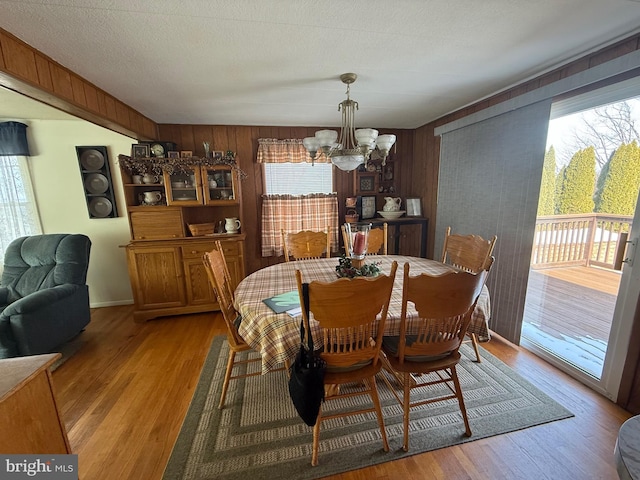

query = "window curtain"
[[257, 138, 328, 164], [0, 156, 42, 267], [261, 194, 339, 257], [436, 100, 552, 345], [0, 122, 31, 156]]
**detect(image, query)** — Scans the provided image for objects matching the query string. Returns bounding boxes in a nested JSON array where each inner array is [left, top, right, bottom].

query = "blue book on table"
[[262, 289, 300, 314]]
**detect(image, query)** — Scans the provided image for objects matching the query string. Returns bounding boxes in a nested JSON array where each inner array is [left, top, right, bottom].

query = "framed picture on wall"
[[361, 196, 377, 219], [406, 197, 422, 217], [356, 174, 377, 195], [132, 144, 149, 158]]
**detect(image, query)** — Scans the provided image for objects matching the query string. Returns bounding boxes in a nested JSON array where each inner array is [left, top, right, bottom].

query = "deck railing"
[[531, 213, 632, 270]]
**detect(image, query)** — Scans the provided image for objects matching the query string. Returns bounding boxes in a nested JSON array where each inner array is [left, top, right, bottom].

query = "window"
[[257, 138, 338, 256], [0, 156, 42, 261], [261, 162, 338, 257], [264, 163, 333, 194]]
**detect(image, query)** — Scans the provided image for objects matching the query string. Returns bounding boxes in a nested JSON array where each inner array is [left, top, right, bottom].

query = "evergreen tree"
[[593, 150, 613, 210], [554, 165, 566, 214], [537, 146, 556, 215], [596, 141, 640, 214], [556, 147, 596, 214]]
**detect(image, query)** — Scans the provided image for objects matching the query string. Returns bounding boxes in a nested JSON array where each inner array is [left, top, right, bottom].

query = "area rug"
[[163, 336, 573, 480]]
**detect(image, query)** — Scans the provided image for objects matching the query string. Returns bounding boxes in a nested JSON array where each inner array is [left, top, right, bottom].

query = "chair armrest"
[[0, 284, 82, 317]]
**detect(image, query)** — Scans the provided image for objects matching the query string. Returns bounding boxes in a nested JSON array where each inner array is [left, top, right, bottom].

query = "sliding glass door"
[[521, 91, 640, 400]]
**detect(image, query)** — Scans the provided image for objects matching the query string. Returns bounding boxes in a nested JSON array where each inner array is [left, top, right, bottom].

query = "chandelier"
[[302, 73, 396, 171]]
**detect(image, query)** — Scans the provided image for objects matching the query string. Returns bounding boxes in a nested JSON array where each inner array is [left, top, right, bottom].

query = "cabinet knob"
[[191, 250, 197, 254]]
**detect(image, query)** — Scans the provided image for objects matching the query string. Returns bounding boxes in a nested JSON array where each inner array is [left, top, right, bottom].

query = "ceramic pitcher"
[[142, 174, 158, 184], [225, 217, 241, 233], [383, 197, 402, 212], [142, 191, 161, 205]]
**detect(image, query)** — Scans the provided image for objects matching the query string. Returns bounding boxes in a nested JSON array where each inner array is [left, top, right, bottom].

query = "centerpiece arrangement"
[[335, 254, 381, 278], [338, 221, 381, 278]]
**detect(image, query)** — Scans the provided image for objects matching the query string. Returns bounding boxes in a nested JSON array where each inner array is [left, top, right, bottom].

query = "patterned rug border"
[[163, 336, 573, 480]]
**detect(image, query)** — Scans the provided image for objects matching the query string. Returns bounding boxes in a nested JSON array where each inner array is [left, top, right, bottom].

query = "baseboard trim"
[[90, 299, 134, 308]]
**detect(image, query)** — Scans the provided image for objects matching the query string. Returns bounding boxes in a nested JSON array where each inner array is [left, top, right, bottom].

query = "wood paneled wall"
[[157, 124, 414, 274], [0, 28, 157, 140]]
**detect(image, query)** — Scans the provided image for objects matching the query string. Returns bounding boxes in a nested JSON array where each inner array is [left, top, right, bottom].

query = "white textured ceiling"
[[2, 0, 640, 128]]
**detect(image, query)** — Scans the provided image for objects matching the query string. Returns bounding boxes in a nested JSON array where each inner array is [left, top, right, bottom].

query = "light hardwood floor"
[[51, 305, 632, 480]]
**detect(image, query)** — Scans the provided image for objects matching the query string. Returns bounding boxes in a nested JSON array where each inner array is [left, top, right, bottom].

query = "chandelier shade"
[[303, 73, 396, 171]]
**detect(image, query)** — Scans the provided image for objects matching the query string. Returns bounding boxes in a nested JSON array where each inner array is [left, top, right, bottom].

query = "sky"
[[546, 97, 640, 169]]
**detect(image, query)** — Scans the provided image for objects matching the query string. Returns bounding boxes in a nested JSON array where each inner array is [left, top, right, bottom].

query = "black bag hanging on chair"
[[288, 282, 326, 427]]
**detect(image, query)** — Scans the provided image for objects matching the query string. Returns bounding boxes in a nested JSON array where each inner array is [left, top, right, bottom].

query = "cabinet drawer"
[[130, 209, 184, 240], [181, 240, 239, 259]]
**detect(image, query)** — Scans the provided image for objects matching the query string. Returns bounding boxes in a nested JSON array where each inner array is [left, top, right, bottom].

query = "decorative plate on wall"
[[88, 197, 113, 218], [84, 173, 109, 194], [80, 149, 105, 170]]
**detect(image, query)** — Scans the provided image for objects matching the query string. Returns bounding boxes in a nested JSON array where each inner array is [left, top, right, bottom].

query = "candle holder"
[[344, 222, 372, 261]]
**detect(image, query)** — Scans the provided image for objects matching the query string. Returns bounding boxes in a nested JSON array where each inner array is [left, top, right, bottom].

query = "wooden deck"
[[521, 265, 621, 375]]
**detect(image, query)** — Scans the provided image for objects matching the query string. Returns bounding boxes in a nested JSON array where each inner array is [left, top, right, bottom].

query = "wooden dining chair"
[[282, 227, 331, 262], [441, 226, 497, 362], [380, 263, 486, 451], [341, 223, 388, 255], [367, 223, 388, 255], [295, 261, 398, 466], [203, 242, 262, 409]]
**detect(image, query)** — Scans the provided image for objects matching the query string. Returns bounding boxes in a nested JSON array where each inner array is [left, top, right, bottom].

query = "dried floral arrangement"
[[335, 254, 381, 278], [117, 150, 247, 179]]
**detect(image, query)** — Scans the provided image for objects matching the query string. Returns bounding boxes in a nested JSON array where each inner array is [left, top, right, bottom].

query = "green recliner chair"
[[0, 233, 92, 358]]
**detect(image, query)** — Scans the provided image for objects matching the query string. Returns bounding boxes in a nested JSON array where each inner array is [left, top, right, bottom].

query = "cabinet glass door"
[[164, 167, 204, 206], [202, 166, 238, 205]]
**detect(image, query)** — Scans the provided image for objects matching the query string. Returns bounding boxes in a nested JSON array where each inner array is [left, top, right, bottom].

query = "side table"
[[0, 353, 71, 453], [370, 217, 429, 257]]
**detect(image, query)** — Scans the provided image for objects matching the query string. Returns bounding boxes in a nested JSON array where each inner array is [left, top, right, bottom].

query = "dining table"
[[234, 255, 491, 374]]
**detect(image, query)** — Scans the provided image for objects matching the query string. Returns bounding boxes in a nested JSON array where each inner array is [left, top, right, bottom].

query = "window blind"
[[437, 100, 552, 344]]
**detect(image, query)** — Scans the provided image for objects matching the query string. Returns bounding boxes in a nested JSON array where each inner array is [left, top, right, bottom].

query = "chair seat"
[[382, 348, 461, 373], [323, 358, 382, 385], [382, 335, 451, 362]]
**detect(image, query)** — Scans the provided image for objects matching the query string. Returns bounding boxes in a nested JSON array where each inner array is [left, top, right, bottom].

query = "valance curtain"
[[261, 194, 339, 257], [0, 122, 31, 157], [257, 138, 328, 164]]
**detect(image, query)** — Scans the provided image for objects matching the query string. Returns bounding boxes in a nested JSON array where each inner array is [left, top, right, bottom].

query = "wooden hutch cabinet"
[[119, 155, 245, 322]]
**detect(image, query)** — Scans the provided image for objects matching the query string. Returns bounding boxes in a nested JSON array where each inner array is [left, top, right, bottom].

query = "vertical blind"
[[436, 100, 552, 344]]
